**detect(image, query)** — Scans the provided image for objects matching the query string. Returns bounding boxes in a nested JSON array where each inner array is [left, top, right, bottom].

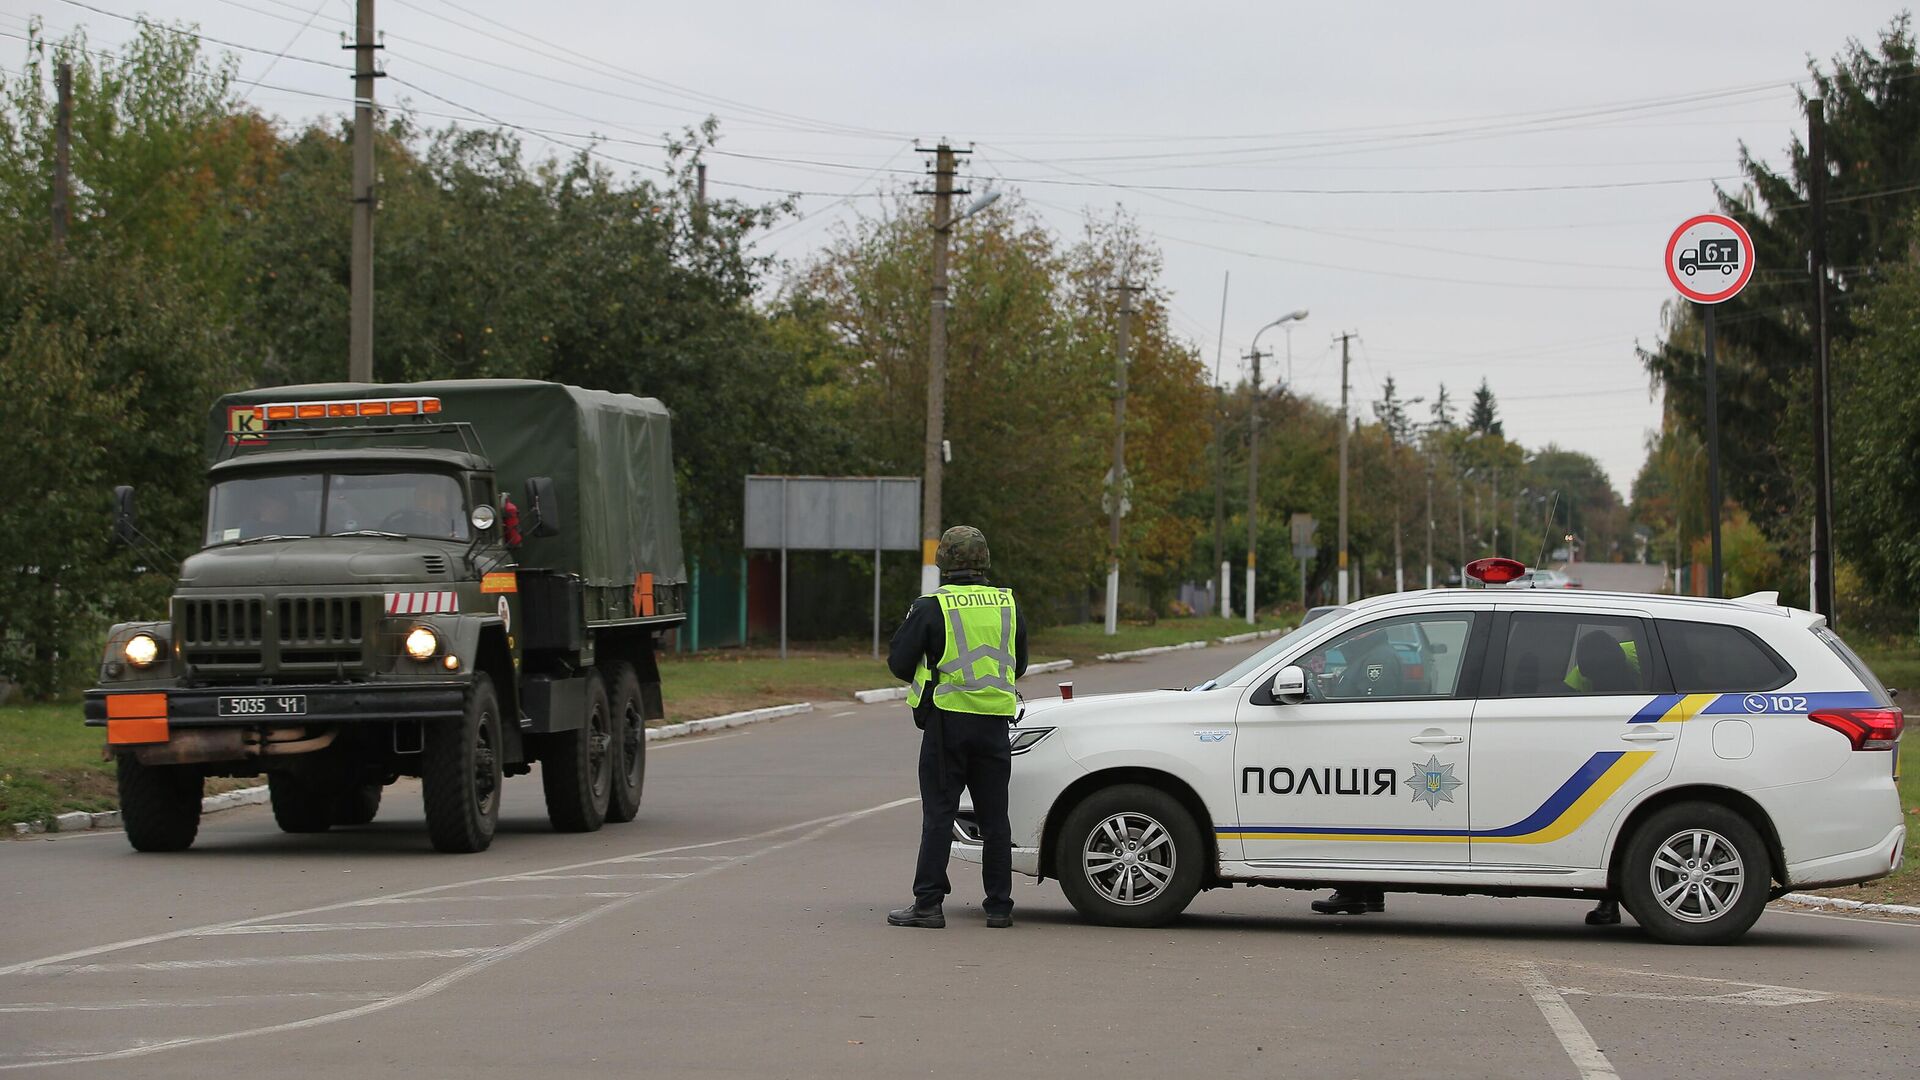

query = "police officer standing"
[[885, 526, 1028, 929]]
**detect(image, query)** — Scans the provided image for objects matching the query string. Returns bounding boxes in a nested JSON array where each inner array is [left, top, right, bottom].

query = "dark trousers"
[[913, 710, 1013, 915]]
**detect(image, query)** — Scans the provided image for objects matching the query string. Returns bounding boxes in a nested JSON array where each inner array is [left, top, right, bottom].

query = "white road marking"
[[506, 864, 695, 876], [618, 854, 740, 862], [1559, 985, 1832, 1007], [830, 710, 856, 717], [26, 949, 498, 975], [1769, 907, 1920, 929], [0, 795, 917, 1071], [1519, 962, 1620, 1080], [195, 919, 563, 935], [0, 992, 388, 1013], [348, 892, 636, 906]]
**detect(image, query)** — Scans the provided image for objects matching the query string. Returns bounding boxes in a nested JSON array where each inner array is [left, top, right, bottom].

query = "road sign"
[[1289, 513, 1317, 548], [1665, 214, 1754, 304]]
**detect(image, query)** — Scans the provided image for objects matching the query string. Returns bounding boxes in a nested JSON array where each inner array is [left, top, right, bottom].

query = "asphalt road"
[[4, 641, 1918, 1079]]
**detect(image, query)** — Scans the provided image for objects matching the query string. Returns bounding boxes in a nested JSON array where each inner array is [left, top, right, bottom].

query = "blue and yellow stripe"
[[1220, 751, 1653, 844]]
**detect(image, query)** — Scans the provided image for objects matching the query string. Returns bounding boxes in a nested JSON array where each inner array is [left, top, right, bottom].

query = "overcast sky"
[[10, 0, 1906, 494]]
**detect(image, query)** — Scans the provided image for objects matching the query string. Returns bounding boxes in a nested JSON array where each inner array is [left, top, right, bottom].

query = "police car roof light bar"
[[1464, 556, 1527, 587]]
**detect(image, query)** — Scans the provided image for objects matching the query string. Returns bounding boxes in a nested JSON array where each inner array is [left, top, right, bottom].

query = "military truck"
[[84, 380, 686, 853]]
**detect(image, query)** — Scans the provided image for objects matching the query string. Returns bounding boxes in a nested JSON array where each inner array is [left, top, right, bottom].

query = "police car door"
[[1232, 611, 1486, 867], [1468, 608, 1679, 871]]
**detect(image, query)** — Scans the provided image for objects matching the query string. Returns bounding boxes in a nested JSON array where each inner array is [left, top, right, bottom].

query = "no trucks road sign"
[[1665, 213, 1754, 304]]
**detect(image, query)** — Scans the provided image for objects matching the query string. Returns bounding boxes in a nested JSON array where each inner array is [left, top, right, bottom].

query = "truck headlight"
[[124, 633, 160, 668], [404, 626, 439, 661]]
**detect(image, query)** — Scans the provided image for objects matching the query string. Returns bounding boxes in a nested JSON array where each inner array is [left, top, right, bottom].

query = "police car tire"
[[1055, 784, 1204, 928], [422, 674, 502, 854], [604, 664, 645, 824], [541, 671, 612, 833], [269, 773, 335, 833], [1619, 802, 1770, 946], [116, 756, 202, 853]]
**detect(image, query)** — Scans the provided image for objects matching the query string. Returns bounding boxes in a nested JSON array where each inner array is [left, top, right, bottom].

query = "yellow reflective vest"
[[906, 584, 1020, 716]]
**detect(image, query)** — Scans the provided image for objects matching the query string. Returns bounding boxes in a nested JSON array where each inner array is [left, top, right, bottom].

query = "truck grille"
[[175, 594, 378, 678]]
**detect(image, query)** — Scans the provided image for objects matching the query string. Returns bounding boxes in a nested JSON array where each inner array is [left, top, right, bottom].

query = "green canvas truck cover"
[[207, 380, 685, 589]]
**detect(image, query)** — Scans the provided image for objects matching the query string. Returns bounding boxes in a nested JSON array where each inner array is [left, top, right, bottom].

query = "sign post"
[[1665, 214, 1754, 598]]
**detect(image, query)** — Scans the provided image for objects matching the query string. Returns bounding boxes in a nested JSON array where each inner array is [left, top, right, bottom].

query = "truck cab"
[[86, 381, 687, 854]]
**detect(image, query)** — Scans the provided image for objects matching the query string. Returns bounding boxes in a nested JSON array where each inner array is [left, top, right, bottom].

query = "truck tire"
[[542, 671, 612, 833], [605, 663, 646, 824], [269, 773, 335, 833], [116, 755, 203, 853], [422, 674, 503, 853], [333, 782, 383, 826]]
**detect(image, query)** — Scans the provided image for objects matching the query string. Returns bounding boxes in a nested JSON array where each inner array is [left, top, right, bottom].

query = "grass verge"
[[0, 701, 252, 827]]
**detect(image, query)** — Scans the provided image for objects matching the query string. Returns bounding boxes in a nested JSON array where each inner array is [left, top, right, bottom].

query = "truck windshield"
[[207, 472, 468, 545]]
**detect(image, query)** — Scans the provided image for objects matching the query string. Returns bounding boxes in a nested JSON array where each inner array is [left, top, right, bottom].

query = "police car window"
[[1499, 613, 1652, 697], [1656, 620, 1792, 694], [1299, 613, 1475, 701], [1197, 611, 1346, 690], [1814, 627, 1893, 706]]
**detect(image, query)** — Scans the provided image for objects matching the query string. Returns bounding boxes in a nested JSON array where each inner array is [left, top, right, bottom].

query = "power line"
[[53, 0, 351, 71]]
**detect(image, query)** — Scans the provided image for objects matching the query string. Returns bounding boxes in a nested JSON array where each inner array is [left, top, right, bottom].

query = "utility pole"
[[1335, 333, 1355, 604], [1490, 467, 1501, 557], [346, 0, 382, 383], [1245, 346, 1267, 624], [695, 161, 708, 233], [1212, 271, 1230, 618], [52, 61, 72, 251], [1455, 473, 1467, 578], [1105, 283, 1138, 635], [916, 142, 966, 594], [1808, 98, 1836, 622], [1424, 454, 1435, 589]]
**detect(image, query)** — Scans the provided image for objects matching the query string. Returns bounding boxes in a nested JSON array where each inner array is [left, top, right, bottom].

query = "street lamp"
[[1243, 309, 1308, 624]]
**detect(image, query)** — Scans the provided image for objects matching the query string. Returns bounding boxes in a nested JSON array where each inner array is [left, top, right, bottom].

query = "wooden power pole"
[[1808, 98, 1837, 622], [52, 61, 72, 251], [916, 142, 965, 594], [347, 0, 381, 382], [1105, 284, 1138, 635]]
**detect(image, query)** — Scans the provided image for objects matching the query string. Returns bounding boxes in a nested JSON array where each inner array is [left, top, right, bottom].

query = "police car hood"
[[1017, 688, 1190, 726]]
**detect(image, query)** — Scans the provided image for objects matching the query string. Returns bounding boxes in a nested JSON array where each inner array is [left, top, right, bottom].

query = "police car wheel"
[[1619, 802, 1770, 946], [1056, 784, 1203, 928]]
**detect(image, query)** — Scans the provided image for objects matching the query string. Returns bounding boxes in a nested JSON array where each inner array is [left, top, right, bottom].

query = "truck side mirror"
[[524, 476, 562, 538], [111, 485, 138, 546]]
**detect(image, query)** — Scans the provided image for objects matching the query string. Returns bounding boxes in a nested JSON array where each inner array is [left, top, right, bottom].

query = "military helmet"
[[935, 525, 990, 572]]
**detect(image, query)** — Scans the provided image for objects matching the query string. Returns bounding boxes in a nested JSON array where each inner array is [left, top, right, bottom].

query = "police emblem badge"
[[1366, 663, 1384, 682], [1405, 755, 1463, 810]]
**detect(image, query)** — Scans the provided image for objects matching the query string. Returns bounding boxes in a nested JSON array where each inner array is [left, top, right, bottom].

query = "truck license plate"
[[216, 694, 308, 718]]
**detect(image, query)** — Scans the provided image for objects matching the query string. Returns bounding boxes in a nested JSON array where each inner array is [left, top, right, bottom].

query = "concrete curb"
[[647, 702, 813, 741], [14, 787, 267, 837], [1779, 892, 1920, 917], [1097, 640, 1210, 662], [1216, 627, 1289, 645], [13, 704, 817, 836], [852, 659, 1078, 705]]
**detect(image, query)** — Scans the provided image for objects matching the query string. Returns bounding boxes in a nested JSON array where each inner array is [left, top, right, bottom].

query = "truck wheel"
[[333, 782, 383, 826], [1618, 801, 1770, 945], [604, 664, 646, 824], [269, 774, 334, 833], [116, 756, 203, 852], [422, 674, 503, 853], [541, 671, 612, 833], [1054, 784, 1204, 929]]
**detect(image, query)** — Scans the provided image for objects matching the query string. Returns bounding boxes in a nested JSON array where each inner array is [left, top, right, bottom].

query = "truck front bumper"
[[84, 681, 469, 740]]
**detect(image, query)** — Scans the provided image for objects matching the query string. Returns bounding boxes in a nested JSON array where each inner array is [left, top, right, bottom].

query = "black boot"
[[1584, 898, 1621, 926], [887, 899, 945, 928], [986, 911, 1013, 929], [1311, 887, 1384, 915]]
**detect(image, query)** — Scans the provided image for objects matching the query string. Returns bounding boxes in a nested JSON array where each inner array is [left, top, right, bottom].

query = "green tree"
[[1467, 378, 1503, 438]]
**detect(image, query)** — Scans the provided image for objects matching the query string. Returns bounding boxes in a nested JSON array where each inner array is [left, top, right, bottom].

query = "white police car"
[[954, 558, 1905, 945]]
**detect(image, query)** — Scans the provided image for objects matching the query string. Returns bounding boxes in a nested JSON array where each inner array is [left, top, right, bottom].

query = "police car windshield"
[[1192, 609, 1350, 690], [207, 471, 468, 545]]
